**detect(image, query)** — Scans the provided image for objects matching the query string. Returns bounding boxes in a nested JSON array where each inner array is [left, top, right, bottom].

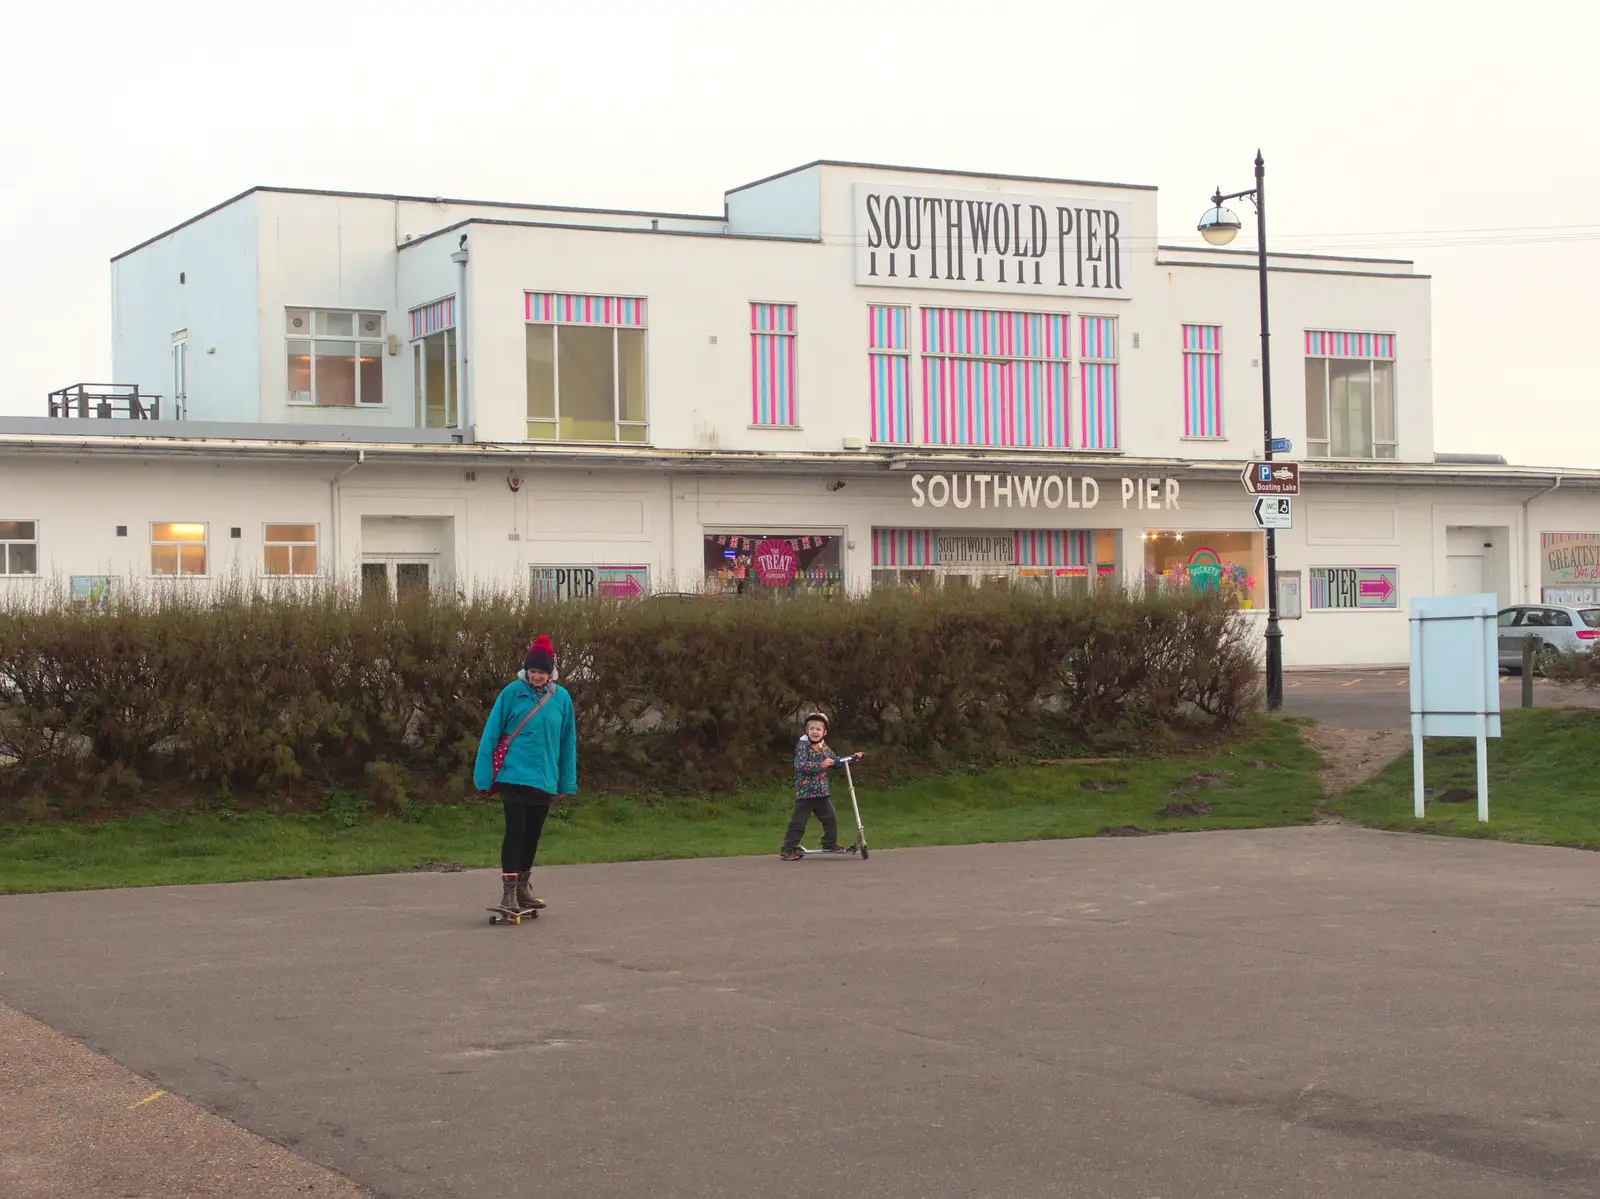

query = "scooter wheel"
[[860, 847, 870, 860]]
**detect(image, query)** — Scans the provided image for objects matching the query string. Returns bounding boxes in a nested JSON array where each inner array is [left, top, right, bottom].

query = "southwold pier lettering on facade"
[[911, 473, 1179, 510], [853, 184, 1133, 299]]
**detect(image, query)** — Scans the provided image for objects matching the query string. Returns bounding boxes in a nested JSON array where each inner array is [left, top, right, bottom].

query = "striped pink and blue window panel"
[[870, 354, 911, 444], [1079, 316, 1119, 450], [1304, 330, 1395, 359], [869, 305, 909, 351], [409, 297, 455, 340], [872, 528, 938, 567], [1182, 324, 1223, 438], [750, 303, 797, 426], [921, 359, 1071, 449], [921, 308, 1070, 360], [1014, 530, 1092, 567], [525, 293, 647, 326]]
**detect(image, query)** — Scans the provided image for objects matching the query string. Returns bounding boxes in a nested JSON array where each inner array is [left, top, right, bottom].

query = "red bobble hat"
[[523, 636, 555, 673]]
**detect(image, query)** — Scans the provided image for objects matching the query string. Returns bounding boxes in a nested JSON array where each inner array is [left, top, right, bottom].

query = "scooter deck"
[[487, 905, 539, 925], [797, 844, 864, 857]]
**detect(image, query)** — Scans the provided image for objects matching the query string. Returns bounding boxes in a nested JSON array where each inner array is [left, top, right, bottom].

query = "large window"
[[413, 330, 458, 429], [1144, 530, 1265, 609], [869, 305, 911, 444], [703, 533, 843, 597], [151, 522, 207, 577], [0, 520, 38, 575], [1305, 331, 1396, 459], [921, 307, 1073, 449], [525, 292, 648, 443], [409, 297, 457, 429], [1181, 324, 1223, 439], [750, 303, 798, 427], [287, 309, 385, 407], [264, 524, 319, 577]]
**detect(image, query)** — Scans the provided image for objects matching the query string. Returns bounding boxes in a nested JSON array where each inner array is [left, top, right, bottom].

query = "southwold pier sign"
[[911, 473, 1179, 510], [854, 184, 1134, 300]]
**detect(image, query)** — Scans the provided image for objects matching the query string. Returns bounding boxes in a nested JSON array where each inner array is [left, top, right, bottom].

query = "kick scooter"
[[797, 755, 870, 860]]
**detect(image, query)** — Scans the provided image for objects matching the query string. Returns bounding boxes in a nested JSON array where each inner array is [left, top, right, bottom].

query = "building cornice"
[[1, 434, 1592, 488]]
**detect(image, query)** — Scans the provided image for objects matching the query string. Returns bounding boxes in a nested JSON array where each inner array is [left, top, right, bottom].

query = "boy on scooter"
[[780, 711, 863, 860]]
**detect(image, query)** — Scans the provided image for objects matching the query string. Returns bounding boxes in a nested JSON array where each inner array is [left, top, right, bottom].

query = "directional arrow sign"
[[1359, 573, 1395, 605], [1241, 460, 1300, 496], [1252, 496, 1293, 530]]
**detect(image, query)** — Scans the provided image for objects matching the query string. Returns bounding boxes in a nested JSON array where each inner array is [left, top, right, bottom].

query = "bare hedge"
[[0, 585, 1260, 814]]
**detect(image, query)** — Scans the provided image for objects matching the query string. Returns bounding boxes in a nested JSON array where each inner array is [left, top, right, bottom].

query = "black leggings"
[[500, 787, 553, 874]]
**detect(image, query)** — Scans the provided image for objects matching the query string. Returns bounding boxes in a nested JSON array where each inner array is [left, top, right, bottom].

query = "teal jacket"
[[473, 679, 578, 796]]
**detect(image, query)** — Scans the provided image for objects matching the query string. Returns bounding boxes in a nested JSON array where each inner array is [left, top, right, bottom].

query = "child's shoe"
[[779, 847, 804, 861], [822, 844, 850, 854]]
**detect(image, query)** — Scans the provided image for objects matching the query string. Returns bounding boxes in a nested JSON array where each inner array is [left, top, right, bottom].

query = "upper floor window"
[[1305, 331, 1396, 459], [524, 293, 647, 443], [287, 309, 385, 407], [410, 297, 457, 429], [868, 305, 911, 445], [1078, 315, 1120, 451], [0, 520, 38, 575], [750, 303, 797, 427], [1181, 324, 1223, 439], [920, 307, 1073, 449]]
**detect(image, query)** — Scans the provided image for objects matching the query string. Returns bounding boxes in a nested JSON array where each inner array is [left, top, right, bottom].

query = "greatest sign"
[[854, 184, 1133, 300]]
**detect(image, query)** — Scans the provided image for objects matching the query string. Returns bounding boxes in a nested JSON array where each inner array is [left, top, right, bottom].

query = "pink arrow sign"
[[599, 574, 645, 598], [1359, 575, 1395, 602]]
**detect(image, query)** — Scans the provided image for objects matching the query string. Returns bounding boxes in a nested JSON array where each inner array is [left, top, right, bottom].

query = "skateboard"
[[487, 905, 539, 926]]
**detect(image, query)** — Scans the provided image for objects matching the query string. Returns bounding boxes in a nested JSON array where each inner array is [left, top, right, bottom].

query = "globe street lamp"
[[1198, 151, 1284, 711]]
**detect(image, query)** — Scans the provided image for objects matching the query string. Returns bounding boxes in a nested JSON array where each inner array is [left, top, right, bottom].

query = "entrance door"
[[1446, 554, 1486, 596], [361, 558, 434, 599], [171, 336, 188, 419]]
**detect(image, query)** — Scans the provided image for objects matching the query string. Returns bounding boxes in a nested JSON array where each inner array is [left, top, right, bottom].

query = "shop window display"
[[704, 533, 844, 596], [1142, 531, 1265, 608]]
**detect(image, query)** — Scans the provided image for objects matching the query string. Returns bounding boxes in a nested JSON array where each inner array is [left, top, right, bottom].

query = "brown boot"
[[499, 873, 521, 912], [516, 870, 546, 910]]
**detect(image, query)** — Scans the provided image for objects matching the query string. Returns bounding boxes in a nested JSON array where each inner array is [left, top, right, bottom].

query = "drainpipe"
[[1521, 474, 1562, 601], [450, 237, 471, 439], [329, 449, 365, 586]]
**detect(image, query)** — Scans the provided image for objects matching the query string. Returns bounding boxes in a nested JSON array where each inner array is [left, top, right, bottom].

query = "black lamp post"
[[1198, 151, 1283, 711]]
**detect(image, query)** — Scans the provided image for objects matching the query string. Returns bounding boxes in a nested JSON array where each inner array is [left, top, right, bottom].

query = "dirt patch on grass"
[[1300, 724, 1410, 799]]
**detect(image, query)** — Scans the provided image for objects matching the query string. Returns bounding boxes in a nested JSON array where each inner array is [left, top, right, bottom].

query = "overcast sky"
[[2, 0, 1595, 466]]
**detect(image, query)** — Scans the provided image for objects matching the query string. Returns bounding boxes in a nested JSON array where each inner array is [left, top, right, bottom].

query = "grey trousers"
[[783, 794, 839, 850]]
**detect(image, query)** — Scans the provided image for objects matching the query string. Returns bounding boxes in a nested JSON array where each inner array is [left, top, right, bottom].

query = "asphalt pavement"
[[4, 828, 1600, 1198], [1284, 668, 1599, 728]]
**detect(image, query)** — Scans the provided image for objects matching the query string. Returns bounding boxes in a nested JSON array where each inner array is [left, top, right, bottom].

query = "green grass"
[[0, 721, 1321, 893], [1328, 708, 1600, 849]]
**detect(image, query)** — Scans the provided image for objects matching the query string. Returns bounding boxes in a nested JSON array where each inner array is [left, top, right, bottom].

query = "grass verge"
[[0, 721, 1319, 894], [1328, 708, 1600, 849]]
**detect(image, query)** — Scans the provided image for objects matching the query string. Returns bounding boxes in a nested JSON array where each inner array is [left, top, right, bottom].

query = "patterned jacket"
[[793, 737, 843, 799]]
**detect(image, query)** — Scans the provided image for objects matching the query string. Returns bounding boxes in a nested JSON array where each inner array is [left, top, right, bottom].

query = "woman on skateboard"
[[474, 636, 578, 914]]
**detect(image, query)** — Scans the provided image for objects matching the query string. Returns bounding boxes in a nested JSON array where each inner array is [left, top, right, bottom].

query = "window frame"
[[1304, 331, 1397, 460], [524, 294, 649, 444], [262, 523, 321, 579], [149, 521, 209, 579], [867, 303, 913, 446], [749, 301, 800, 430], [413, 327, 458, 429], [1077, 311, 1121, 452], [919, 304, 1075, 450], [1180, 322, 1224, 441], [286, 308, 387, 409], [0, 518, 39, 576]]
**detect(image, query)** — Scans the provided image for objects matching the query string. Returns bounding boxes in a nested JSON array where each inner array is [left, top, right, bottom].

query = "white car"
[[1497, 604, 1600, 673]]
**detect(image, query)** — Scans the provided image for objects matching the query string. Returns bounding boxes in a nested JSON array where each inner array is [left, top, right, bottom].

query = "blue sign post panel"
[[1408, 593, 1501, 822]]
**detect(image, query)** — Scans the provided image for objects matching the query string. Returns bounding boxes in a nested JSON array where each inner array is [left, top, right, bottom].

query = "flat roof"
[[726, 159, 1159, 196], [111, 185, 727, 263]]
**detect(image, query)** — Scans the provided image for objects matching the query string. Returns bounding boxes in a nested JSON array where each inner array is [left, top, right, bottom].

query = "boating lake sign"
[[1241, 461, 1300, 496]]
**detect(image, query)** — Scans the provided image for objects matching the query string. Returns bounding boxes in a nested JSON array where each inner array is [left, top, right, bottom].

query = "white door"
[[1446, 554, 1485, 596], [171, 337, 188, 419]]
